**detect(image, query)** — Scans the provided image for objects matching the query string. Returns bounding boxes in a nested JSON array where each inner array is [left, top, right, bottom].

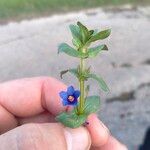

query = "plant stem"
[[78, 58, 85, 114]]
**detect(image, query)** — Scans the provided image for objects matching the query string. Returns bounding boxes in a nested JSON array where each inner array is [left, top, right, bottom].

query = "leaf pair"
[[58, 43, 108, 59], [69, 22, 111, 49], [58, 22, 111, 59], [69, 22, 92, 49], [60, 68, 109, 92], [56, 96, 100, 128]]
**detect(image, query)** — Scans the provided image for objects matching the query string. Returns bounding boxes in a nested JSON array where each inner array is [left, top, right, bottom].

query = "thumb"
[[0, 123, 91, 150], [64, 126, 91, 150]]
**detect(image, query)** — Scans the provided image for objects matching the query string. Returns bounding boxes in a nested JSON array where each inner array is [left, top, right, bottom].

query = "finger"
[[18, 111, 56, 125], [0, 105, 18, 134], [0, 77, 66, 133], [87, 114, 110, 147], [87, 114, 127, 150], [0, 123, 91, 150], [0, 77, 66, 117]]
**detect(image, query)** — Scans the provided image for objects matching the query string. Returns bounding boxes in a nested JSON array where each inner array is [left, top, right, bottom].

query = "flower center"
[[68, 95, 74, 102]]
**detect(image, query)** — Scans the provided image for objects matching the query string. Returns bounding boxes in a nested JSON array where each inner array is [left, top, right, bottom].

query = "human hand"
[[0, 77, 127, 150]]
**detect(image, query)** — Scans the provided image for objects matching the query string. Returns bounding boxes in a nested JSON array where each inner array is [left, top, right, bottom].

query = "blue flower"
[[59, 86, 80, 106]]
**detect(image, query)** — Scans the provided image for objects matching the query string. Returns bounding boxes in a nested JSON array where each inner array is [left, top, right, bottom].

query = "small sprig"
[[56, 21, 111, 128]]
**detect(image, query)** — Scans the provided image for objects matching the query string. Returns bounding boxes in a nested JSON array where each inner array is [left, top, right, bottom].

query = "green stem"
[[78, 58, 85, 114]]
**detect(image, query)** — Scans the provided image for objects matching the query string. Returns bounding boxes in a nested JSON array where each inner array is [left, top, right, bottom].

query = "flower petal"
[[67, 86, 74, 95], [62, 99, 69, 106], [59, 91, 68, 100], [73, 90, 80, 98]]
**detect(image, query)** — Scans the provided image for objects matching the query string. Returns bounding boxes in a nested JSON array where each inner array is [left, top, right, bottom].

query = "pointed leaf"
[[58, 43, 87, 58], [72, 38, 82, 49], [56, 111, 87, 128], [77, 22, 90, 44], [69, 24, 82, 42], [84, 96, 100, 115], [58, 43, 79, 57], [88, 44, 108, 58], [69, 25, 82, 48], [88, 29, 111, 43], [87, 73, 109, 92]]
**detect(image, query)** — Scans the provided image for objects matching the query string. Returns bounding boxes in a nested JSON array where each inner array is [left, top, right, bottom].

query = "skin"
[[0, 77, 127, 150]]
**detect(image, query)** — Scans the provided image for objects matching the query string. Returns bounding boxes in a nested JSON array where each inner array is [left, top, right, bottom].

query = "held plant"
[[56, 21, 111, 128]]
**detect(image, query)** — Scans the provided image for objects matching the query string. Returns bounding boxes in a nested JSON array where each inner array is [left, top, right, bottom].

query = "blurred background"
[[0, 0, 150, 149]]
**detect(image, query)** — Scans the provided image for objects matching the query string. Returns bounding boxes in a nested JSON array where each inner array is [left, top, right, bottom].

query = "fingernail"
[[64, 127, 91, 150]]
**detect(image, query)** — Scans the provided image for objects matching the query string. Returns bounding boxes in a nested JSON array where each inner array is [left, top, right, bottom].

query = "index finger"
[[0, 77, 66, 117]]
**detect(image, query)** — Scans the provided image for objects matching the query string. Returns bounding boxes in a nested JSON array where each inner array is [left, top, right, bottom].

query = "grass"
[[0, 0, 149, 21]]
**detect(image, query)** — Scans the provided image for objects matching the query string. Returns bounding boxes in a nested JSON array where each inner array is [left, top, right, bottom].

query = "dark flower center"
[[68, 95, 75, 102]]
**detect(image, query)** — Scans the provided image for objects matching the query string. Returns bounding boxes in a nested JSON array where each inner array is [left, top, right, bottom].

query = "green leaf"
[[69, 25, 82, 48], [88, 29, 111, 43], [56, 111, 87, 128], [58, 43, 79, 57], [84, 96, 100, 115], [69, 25, 82, 42], [88, 44, 108, 58], [58, 43, 87, 58], [72, 38, 82, 49], [87, 73, 109, 92], [77, 22, 90, 44]]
